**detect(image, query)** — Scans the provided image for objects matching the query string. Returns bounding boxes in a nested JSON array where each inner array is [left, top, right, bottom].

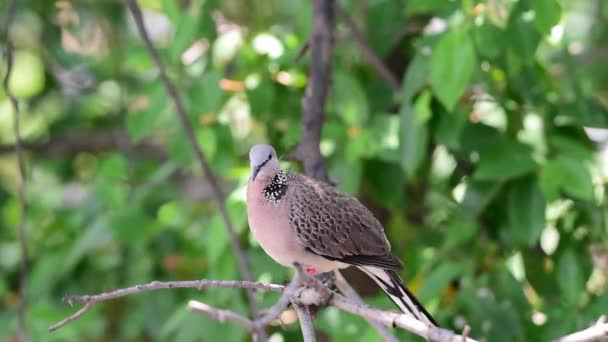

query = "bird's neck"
[[261, 170, 289, 203]]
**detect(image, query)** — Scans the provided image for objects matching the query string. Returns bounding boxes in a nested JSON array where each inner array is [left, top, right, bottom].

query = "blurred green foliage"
[[1, 0, 608, 341]]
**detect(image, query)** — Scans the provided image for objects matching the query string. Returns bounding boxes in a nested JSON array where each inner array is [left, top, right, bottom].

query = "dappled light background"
[[1, 0, 608, 341]]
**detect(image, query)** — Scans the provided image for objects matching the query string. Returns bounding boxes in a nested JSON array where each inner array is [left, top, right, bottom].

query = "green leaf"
[[127, 85, 167, 142], [364, 160, 405, 209], [206, 215, 229, 266], [539, 156, 594, 201], [97, 154, 128, 181], [507, 176, 546, 246], [444, 210, 480, 249], [431, 29, 476, 111], [418, 261, 467, 302], [405, 0, 450, 15], [531, 0, 561, 35], [331, 69, 369, 125], [401, 53, 429, 103], [401, 90, 431, 177], [435, 106, 467, 149], [474, 142, 537, 181], [169, 14, 198, 62], [246, 76, 275, 121], [189, 71, 223, 115], [168, 133, 193, 166], [507, 5, 541, 65], [461, 179, 502, 215], [108, 207, 151, 243], [557, 249, 585, 304], [473, 19, 504, 59]]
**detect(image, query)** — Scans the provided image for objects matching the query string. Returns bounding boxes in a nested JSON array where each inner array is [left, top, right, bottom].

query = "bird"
[[246, 144, 438, 326]]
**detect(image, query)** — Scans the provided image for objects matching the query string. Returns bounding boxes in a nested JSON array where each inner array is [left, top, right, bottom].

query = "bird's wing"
[[287, 173, 403, 269]]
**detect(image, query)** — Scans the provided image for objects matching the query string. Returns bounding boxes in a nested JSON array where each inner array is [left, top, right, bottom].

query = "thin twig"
[[48, 279, 283, 332], [253, 265, 306, 329], [293, 303, 317, 342], [555, 315, 608, 342], [296, 0, 334, 183], [329, 293, 479, 342], [124, 1, 263, 335], [0, 131, 166, 159], [335, 4, 400, 91], [334, 271, 399, 342], [189, 300, 254, 331], [2, 0, 28, 340]]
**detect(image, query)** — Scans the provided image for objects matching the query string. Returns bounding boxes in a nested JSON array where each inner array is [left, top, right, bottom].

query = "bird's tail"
[[359, 266, 438, 326]]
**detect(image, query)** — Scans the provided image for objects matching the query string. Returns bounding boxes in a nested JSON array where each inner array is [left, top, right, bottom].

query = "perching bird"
[[246, 144, 437, 326]]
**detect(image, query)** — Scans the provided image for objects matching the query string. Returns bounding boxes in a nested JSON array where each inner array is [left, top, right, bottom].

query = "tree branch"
[[0, 130, 166, 159], [252, 265, 307, 329], [334, 270, 399, 342], [124, 1, 263, 336], [556, 315, 608, 342], [2, 0, 28, 340], [293, 303, 317, 342], [335, 4, 400, 91], [48, 279, 283, 332], [189, 300, 254, 331], [296, 0, 334, 183]]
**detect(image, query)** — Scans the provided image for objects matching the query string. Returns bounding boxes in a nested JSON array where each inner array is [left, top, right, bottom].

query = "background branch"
[[2, 0, 28, 340], [335, 4, 400, 91], [0, 130, 166, 159], [124, 1, 263, 337], [295, 0, 334, 183]]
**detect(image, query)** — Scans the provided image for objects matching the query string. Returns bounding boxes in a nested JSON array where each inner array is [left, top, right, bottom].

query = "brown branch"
[[2, 0, 28, 340], [47, 273, 480, 341], [0, 131, 166, 159], [252, 265, 307, 329], [295, 0, 335, 183], [329, 292, 478, 342], [556, 315, 608, 342], [335, 4, 400, 91], [293, 303, 316, 342], [48, 279, 283, 332], [188, 300, 254, 331], [124, 1, 263, 335], [334, 271, 399, 342]]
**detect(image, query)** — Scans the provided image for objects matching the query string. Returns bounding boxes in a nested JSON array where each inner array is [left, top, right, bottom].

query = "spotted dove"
[[246, 144, 437, 326]]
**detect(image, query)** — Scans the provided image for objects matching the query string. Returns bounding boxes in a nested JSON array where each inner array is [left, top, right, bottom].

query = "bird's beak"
[[252, 165, 261, 181]]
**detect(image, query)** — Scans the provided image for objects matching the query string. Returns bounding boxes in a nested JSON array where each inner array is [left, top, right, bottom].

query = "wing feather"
[[287, 173, 402, 270]]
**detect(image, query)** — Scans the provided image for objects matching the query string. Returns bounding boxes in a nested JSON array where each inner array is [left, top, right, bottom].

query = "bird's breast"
[[246, 182, 298, 267]]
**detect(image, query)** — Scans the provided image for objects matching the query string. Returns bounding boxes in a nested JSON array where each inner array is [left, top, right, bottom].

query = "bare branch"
[[0, 130, 166, 159], [48, 302, 95, 333], [2, 0, 28, 340], [189, 300, 254, 331], [296, 0, 334, 183], [253, 265, 306, 329], [47, 272, 483, 341], [334, 271, 399, 342], [335, 4, 400, 91], [293, 303, 317, 342], [556, 315, 608, 342], [124, 0, 262, 332], [48, 279, 283, 332], [329, 293, 478, 342]]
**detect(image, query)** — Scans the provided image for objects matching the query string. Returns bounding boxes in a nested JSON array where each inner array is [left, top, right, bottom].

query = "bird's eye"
[[268, 154, 272, 159]]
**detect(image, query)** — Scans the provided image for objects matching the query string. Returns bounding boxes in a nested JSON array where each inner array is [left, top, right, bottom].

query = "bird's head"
[[249, 144, 279, 182]]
